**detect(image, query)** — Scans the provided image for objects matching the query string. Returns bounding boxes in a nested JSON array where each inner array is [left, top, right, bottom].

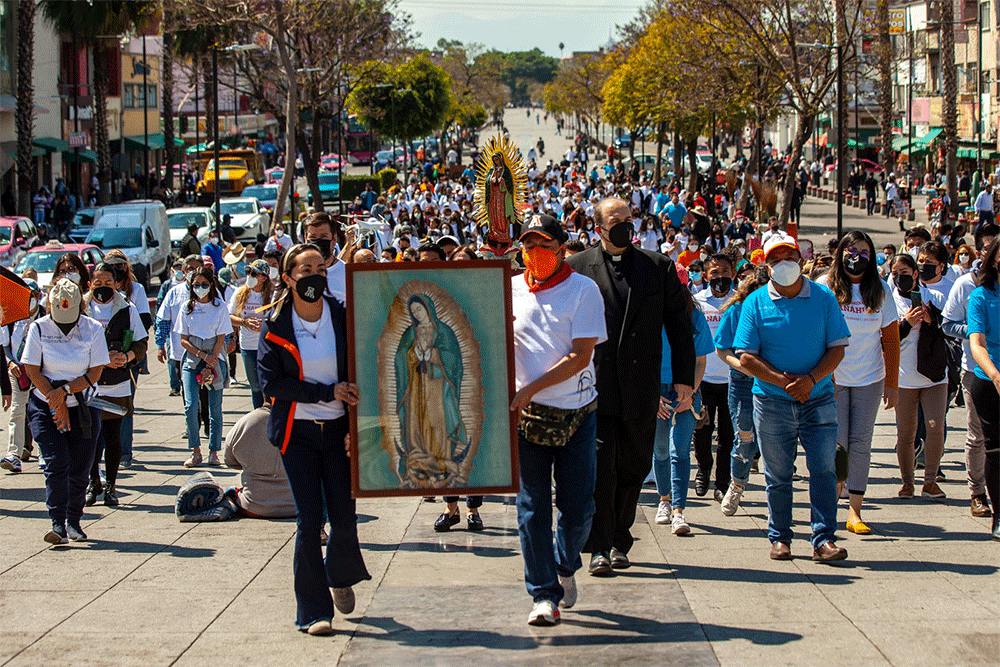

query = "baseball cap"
[[763, 234, 799, 260], [48, 278, 82, 324], [519, 214, 568, 244], [438, 235, 460, 247]]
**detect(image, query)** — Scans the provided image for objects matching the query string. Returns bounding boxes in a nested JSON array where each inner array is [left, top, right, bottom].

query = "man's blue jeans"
[[753, 392, 839, 548], [728, 370, 760, 485], [182, 366, 223, 451], [652, 384, 702, 509], [517, 410, 596, 605], [241, 349, 263, 409], [167, 341, 182, 392]]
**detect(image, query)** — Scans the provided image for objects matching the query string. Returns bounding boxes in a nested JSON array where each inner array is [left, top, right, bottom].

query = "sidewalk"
[[1, 349, 997, 666]]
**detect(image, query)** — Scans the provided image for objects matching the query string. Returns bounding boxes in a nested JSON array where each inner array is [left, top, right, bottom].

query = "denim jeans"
[[652, 384, 702, 509], [167, 342, 182, 392], [753, 392, 839, 548], [517, 410, 596, 605], [182, 366, 223, 451], [280, 417, 371, 627], [241, 349, 263, 409], [27, 396, 101, 525], [728, 370, 759, 486]]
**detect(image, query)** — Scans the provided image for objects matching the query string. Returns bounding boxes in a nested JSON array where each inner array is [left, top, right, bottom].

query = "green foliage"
[[340, 174, 378, 202], [497, 48, 559, 105], [347, 54, 452, 144], [376, 168, 398, 192]]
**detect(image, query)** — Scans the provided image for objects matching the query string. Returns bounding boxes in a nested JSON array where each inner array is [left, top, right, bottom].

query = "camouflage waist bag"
[[519, 399, 597, 447]]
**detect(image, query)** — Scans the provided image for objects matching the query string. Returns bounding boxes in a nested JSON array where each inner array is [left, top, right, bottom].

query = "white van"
[[87, 200, 171, 288]]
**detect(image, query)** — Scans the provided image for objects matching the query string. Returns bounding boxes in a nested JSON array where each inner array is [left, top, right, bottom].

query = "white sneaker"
[[527, 600, 560, 626], [720, 482, 744, 516], [558, 574, 577, 608], [655, 499, 672, 525], [671, 512, 691, 536]]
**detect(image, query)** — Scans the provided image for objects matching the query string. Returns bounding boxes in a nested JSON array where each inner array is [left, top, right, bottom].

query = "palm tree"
[[876, 0, 893, 175], [162, 1, 177, 191], [559, 42, 564, 58], [40, 0, 155, 205], [940, 0, 959, 214], [15, 0, 35, 217], [174, 25, 227, 161]]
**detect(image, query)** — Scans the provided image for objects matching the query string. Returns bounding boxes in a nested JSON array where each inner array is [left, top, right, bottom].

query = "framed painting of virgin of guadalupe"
[[346, 260, 518, 498]]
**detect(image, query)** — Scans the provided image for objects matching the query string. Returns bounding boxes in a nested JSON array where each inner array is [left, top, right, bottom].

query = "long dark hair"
[[54, 253, 91, 292], [721, 264, 769, 312], [829, 230, 884, 312], [186, 266, 221, 314], [977, 237, 999, 291]]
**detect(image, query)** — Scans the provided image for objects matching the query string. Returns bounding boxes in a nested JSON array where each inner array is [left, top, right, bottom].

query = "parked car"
[[0, 216, 40, 269], [218, 197, 270, 240], [166, 207, 215, 253], [67, 207, 98, 244], [264, 167, 284, 184], [15, 240, 104, 290], [308, 172, 340, 206], [320, 153, 346, 171], [374, 148, 406, 170], [86, 200, 170, 288], [240, 184, 305, 223]]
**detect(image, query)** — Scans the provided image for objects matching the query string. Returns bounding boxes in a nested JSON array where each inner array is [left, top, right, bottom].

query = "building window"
[[981, 1, 990, 29], [123, 83, 156, 109]]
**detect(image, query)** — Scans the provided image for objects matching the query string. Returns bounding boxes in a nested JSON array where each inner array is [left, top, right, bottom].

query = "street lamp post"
[[223, 44, 260, 152], [142, 34, 149, 197], [212, 46, 220, 230]]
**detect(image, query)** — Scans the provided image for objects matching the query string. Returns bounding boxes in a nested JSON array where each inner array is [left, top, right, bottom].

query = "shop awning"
[[62, 148, 98, 163], [124, 133, 181, 151], [6, 145, 47, 159], [32, 137, 69, 154], [956, 146, 1000, 160], [916, 128, 942, 146]]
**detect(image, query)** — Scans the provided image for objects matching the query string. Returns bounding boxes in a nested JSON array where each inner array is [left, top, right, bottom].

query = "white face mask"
[[770, 260, 801, 287], [210, 237, 220, 246], [29, 297, 37, 313], [65, 271, 81, 285], [958, 254, 970, 263], [907, 247, 919, 259], [268, 266, 279, 280], [245, 275, 259, 289], [700, 252, 708, 261], [688, 244, 698, 252], [193, 285, 211, 299]]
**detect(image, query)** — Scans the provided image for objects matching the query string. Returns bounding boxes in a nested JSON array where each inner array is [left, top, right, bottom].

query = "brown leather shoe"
[[769, 542, 792, 560], [971, 495, 992, 517], [897, 483, 914, 499], [812, 541, 848, 562], [921, 482, 946, 499]]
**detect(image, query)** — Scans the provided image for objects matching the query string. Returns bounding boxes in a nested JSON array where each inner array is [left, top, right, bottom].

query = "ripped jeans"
[[728, 369, 760, 486]]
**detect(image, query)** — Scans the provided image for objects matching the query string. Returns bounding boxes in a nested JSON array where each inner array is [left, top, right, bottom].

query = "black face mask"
[[709, 277, 732, 294], [310, 238, 333, 260], [895, 274, 915, 294], [606, 221, 633, 248], [917, 263, 939, 282], [844, 254, 869, 276], [93, 286, 115, 304], [295, 274, 326, 303]]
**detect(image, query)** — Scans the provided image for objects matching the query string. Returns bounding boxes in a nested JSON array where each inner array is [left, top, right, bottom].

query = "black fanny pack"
[[519, 399, 596, 447]]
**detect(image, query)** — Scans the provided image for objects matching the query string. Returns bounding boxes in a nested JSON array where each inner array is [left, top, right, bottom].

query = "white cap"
[[763, 234, 799, 260]]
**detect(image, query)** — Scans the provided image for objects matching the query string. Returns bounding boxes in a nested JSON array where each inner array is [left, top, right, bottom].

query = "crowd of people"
[[1, 141, 998, 634]]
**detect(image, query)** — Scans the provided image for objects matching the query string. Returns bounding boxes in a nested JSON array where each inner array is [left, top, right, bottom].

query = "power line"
[[401, 1, 640, 10]]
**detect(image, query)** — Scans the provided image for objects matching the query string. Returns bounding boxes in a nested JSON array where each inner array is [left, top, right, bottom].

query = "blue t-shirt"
[[661, 307, 715, 384], [733, 279, 851, 400], [713, 301, 741, 350], [664, 202, 687, 228], [967, 284, 1000, 381]]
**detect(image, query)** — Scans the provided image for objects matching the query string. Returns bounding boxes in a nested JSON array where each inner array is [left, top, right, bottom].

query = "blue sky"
[[399, 0, 644, 57]]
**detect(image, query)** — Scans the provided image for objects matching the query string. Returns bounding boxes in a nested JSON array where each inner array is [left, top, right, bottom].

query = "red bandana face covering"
[[525, 260, 573, 293]]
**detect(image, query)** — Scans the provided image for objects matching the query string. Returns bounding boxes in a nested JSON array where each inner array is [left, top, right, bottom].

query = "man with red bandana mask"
[[510, 213, 607, 627]]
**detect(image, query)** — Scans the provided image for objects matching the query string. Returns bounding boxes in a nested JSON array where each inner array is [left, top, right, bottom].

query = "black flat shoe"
[[434, 512, 461, 532], [588, 551, 613, 576], [695, 470, 709, 497], [85, 483, 102, 507], [104, 486, 119, 507], [467, 514, 484, 531]]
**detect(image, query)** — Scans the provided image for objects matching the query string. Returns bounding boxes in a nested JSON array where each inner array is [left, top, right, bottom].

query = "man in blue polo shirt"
[[663, 192, 687, 229], [734, 236, 851, 562]]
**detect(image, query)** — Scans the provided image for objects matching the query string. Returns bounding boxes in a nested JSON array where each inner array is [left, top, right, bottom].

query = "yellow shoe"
[[846, 519, 872, 535]]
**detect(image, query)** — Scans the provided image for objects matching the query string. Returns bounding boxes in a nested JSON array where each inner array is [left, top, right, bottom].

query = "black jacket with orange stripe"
[[257, 294, 348, 453]]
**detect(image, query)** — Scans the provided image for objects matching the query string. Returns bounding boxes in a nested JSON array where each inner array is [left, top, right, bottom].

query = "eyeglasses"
[[844, 248, 870, 259]]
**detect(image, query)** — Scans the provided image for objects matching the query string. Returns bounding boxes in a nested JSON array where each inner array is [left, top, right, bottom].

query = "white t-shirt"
[[693, 290, 732, 384], [326, 259, 346, 304], [921, 275, 954, 311], [511, 272, 607, 410], [815, 276, 897, 387], [228, 287, 265, 350], [156, 283, 190, 361], [291, 300, 344, 420], [178, 297, 232, 359], [0, 315, 36, 363], [941, 271, 978, 372], [89, 299, 148, 397], [22, 315, 111, 407], [264, 232, 293, 253], [129, 282, 150, 319], [893, 286, 947, 389]]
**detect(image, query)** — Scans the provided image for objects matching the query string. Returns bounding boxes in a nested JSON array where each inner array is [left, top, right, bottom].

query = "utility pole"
[[142, 34, 149, 197], [212, 46, 220, 230]]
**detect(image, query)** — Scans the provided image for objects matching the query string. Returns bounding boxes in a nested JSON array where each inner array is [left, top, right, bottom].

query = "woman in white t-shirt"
[[889, 253, 950, 501], [179, 267, 233, 467], [257, 244, 369, 635], [22, 278, 110, 544], [228, 259, 273, 409], [636, 217, 662, 252], [819, 232, 899, 534], [83, 263, 148, 507]]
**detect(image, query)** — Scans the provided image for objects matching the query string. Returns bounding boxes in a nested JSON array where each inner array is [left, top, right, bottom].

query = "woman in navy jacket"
[[257, 243, 370, 636]]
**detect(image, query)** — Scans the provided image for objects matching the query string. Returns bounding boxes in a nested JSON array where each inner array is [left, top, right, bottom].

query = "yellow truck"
[[196, 149, 265, 204]]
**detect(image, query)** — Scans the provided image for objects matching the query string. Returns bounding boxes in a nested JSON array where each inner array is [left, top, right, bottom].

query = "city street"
[[3, 110, 998, 667]]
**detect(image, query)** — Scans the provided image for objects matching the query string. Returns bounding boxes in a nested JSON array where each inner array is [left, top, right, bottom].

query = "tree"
[[940, 0, 958, 213], [876, 0, 893, 175], [15, 0, 34, 217], [544, 51, 609, 137], [40, 0, 155, 205], [501, 48, 559, 105], [558, 42, 564, 58], [162, 1, 177, 191], [436, 41, 506, 157], [347, 54, 452, 165]]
